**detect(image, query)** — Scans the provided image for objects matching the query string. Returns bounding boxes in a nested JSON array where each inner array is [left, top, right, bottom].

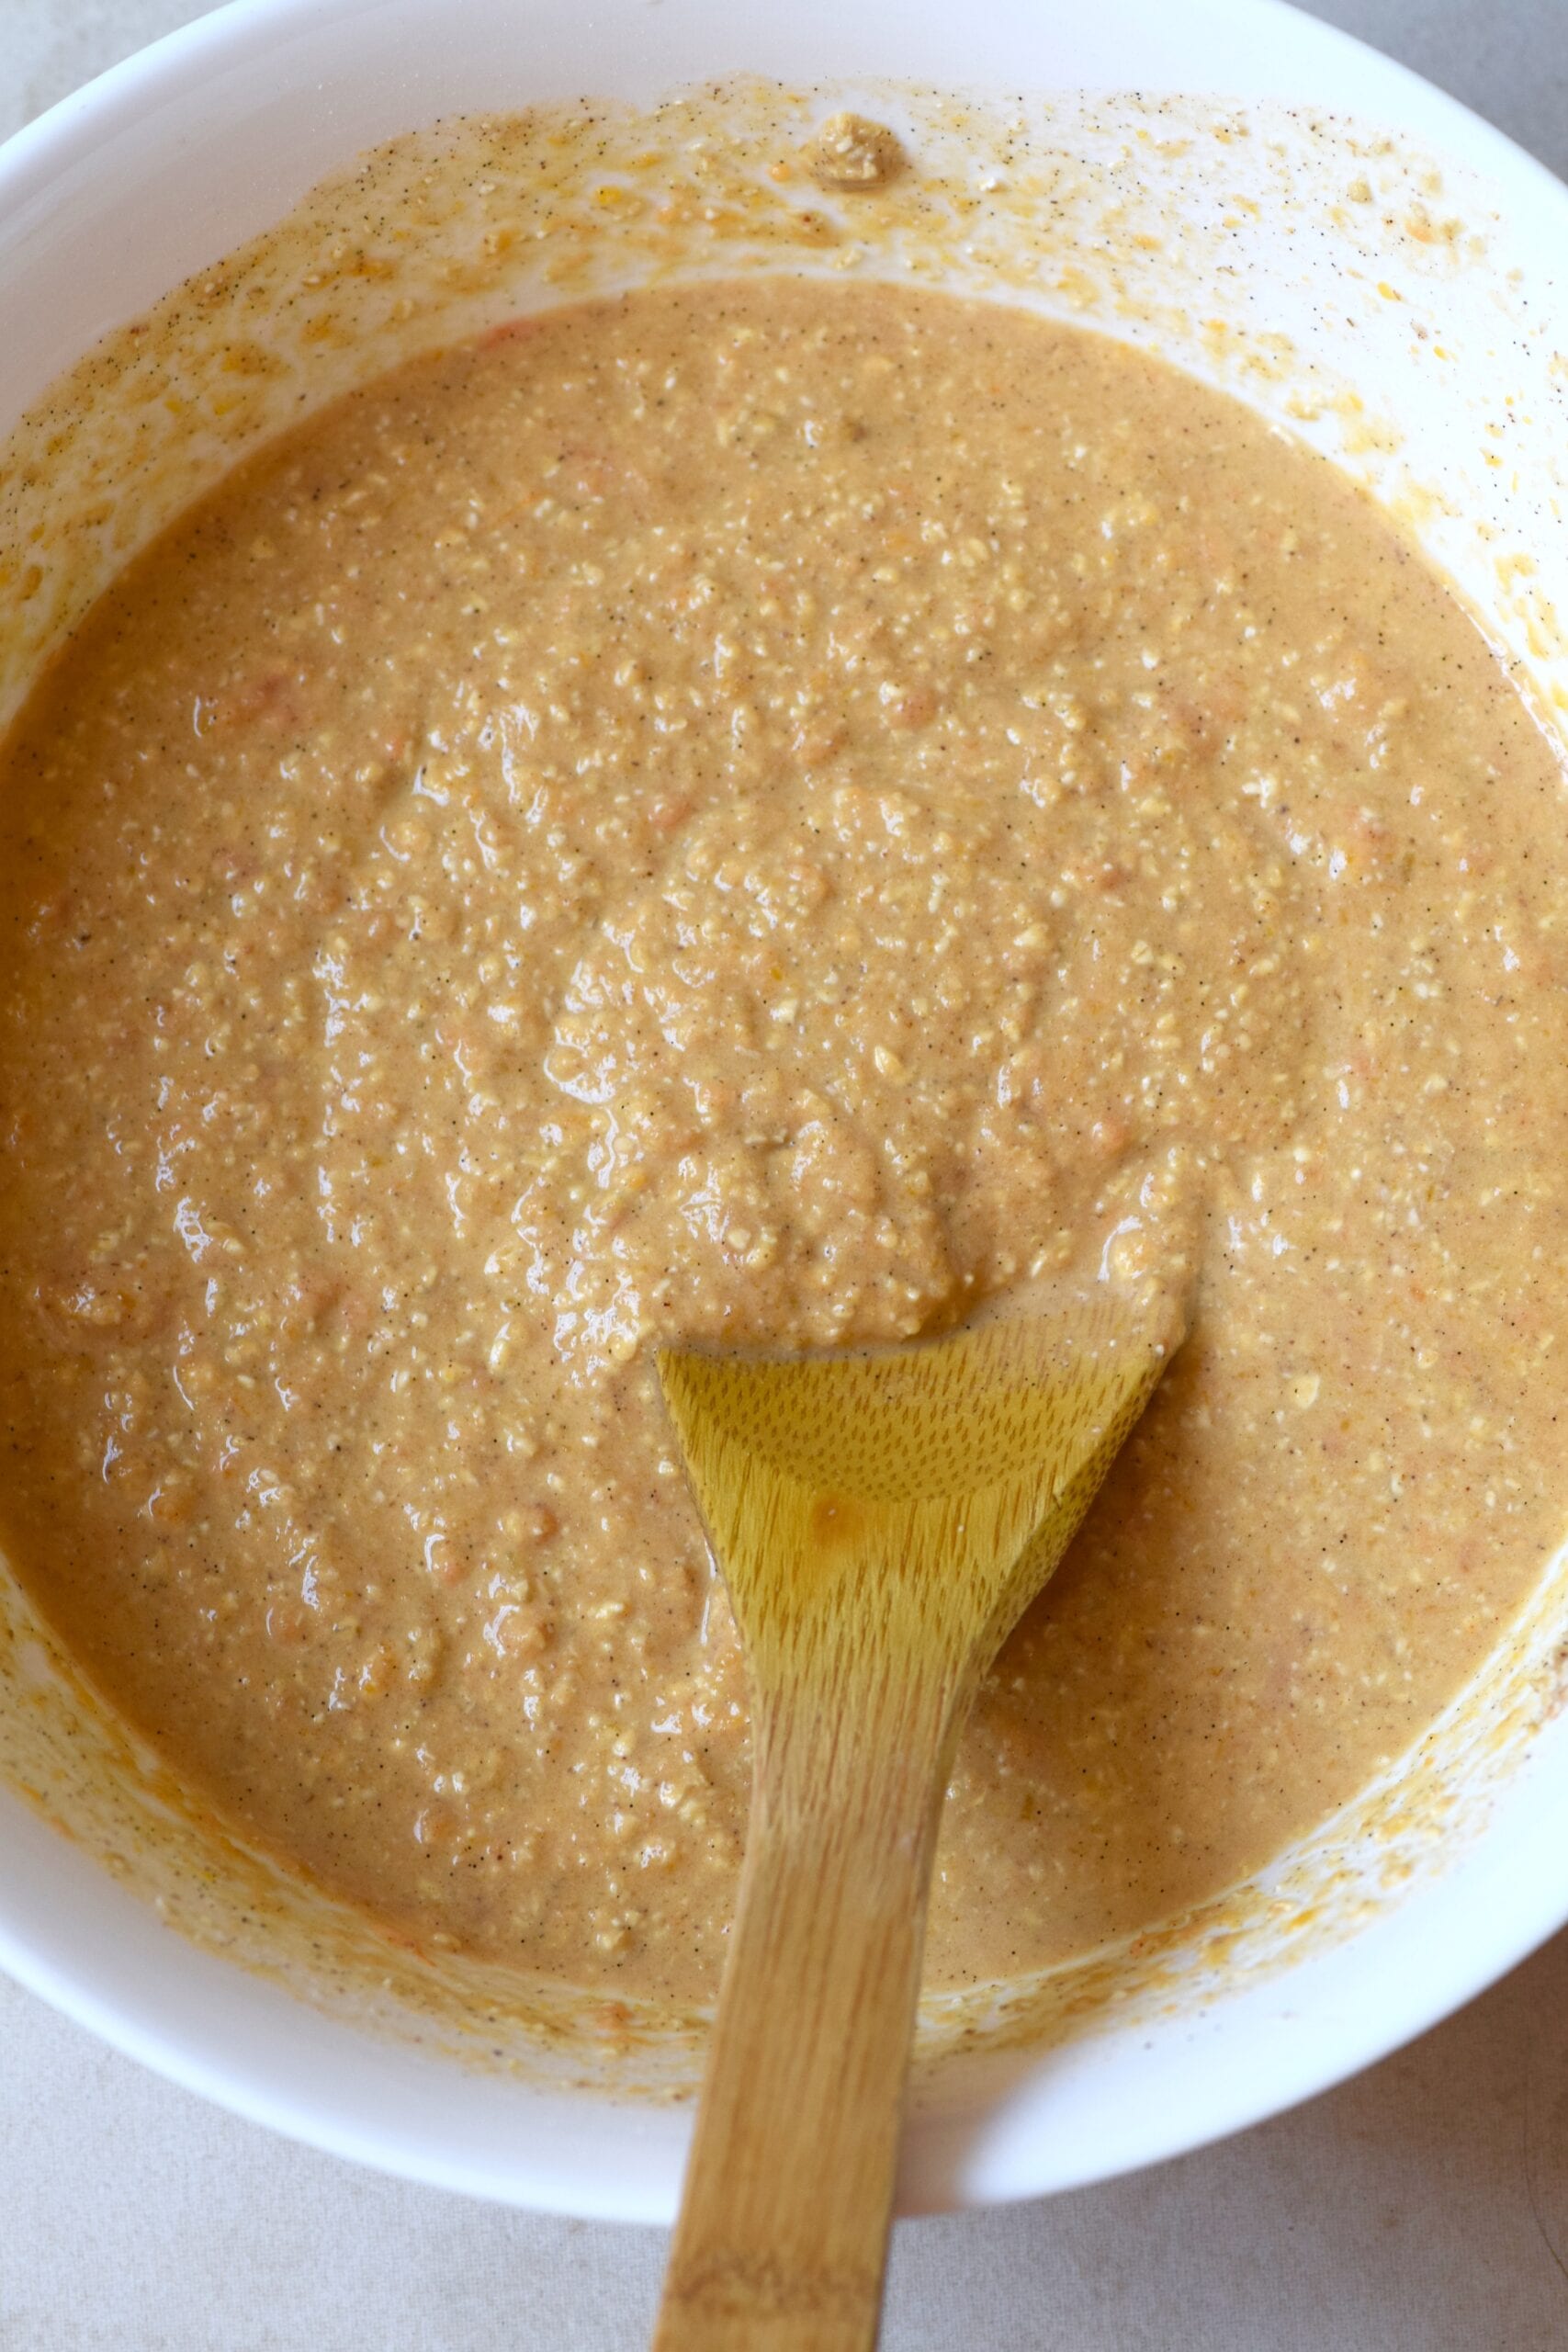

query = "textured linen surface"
[[3, 3, 1568, 2345]]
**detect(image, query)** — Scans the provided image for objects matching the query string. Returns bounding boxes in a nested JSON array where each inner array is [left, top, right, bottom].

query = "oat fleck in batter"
[[2, 279, 1565, 2000]]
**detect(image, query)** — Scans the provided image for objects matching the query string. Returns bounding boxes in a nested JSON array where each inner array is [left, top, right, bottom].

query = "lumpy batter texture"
[[2, 279, 1566, 2001]]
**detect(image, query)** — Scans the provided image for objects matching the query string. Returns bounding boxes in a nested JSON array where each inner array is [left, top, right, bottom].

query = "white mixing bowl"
[[3, 0, 1568, 2222]]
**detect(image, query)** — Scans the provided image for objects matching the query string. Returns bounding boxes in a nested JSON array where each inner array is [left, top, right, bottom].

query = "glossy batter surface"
[[2, 279, 1565, 2001]]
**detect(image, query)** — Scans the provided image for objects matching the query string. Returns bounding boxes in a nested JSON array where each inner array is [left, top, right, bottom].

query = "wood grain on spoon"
[[651, 1290, 1184, 2352]]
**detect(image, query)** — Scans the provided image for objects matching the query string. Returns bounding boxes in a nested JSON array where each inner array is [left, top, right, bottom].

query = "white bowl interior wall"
[[1, 0, 1567, 2220]]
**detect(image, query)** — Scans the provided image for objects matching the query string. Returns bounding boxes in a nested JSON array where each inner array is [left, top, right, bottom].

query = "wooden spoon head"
[[659, 1290, 1183, 1705]]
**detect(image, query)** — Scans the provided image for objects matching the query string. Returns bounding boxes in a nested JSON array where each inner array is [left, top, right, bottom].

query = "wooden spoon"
[[650, 1291, 1182, 2352]]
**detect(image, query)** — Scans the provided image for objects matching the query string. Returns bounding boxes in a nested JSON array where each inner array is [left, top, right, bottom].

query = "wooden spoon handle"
[[651, 1695, 952, 2352]]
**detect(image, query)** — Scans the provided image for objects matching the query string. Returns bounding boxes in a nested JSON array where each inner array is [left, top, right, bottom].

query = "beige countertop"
[[4, 3, 1568, 2344]]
